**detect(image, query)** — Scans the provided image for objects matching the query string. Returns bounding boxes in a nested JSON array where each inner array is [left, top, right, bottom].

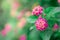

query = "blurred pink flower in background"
[[19, 34, 26, 40], [17, 10, 24, 20], [10, 1, 20, 17], [12, 2, 19, 9], [53, 23, 59, 31], [35, 17, 48, 31], [1, 24, 11, 36], [32, 5, 43, 16], [17, 17, 26, 29], [1, 29, 7, 36], [4, 24, 11, 31], [25, 11, 32, 17], [58, 0, 60, 3]]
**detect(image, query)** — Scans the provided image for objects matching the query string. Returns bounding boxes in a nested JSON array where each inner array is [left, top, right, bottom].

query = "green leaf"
[[29, 29, 42, 40], [39, 30, 53, 40], [44, 7, 60, 21], [27, 15, 38, 23], [43, 7, 55, 20], [50, 31, 60, 40], [44, 7, 54, 14]]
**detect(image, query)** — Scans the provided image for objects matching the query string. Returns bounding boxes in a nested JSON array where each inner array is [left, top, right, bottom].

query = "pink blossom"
[[35, 17, 48, 31], [4, 24, 11, 32], [32, 5, 43, 16], [53, 23, 59, 30], [19, 34, 26, 40], [1, 29, 6, 36], [17, 12, 24, 19], [58, 0, 60, 3], [1, 24, 11, 36], [12, 2, 19, 9]]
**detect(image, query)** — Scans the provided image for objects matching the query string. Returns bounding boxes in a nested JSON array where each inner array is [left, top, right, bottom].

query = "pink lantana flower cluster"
[[53, 23, 59, 31], [32, 5, 48, 31], [35, 17, 48, 31], [32, 5, 59, 31], [32, 5, 43, 16]]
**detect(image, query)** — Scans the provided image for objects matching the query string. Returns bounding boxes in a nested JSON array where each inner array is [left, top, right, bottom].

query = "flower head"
[[35, 17, 48, 31], [53, 23, 59, 31], [32, 5, 43, 16], [19, 34, 26, 40]]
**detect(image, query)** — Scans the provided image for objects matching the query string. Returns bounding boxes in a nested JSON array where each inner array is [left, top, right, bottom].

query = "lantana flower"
[[35, 17, 48, 31], [32, 5, 43, 16]]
